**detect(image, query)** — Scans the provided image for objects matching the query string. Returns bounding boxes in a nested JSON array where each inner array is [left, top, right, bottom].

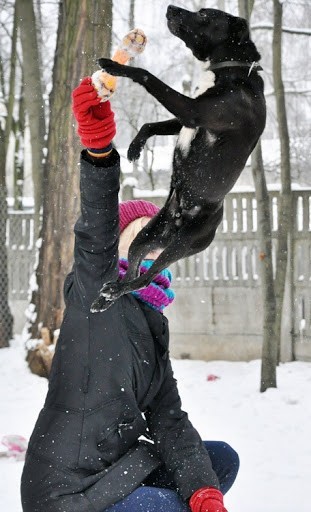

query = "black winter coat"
[[21, 150, 219, 512]]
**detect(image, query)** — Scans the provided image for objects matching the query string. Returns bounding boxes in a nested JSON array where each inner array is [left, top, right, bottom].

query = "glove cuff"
[[87, 143, 113, 154], [87, 144, 113, 159]]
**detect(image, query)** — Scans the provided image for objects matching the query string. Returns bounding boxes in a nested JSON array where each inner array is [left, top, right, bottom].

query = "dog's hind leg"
[[91, 214, 221, 312], [99, 221, 212, 302], [101, 202, 224, 300], [94, 201, 224, 307], [94, 208, 175, 304], [122, 207, 174, 282], [90, 223, 217, 312], [128, 118, 182, 161], [122, 189, 182, 282]]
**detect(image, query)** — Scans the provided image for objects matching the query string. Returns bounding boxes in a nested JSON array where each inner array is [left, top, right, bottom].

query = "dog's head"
[[166, 5, 250, 61]]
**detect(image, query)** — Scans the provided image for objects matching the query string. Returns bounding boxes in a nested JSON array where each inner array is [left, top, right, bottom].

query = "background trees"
[[30, 0, 113, 340], [0, 0, 17, 347], [16, 0, 46, 236], [1, 0, 310, 389]]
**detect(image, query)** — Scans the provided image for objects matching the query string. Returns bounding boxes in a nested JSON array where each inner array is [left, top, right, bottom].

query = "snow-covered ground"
[[0, 337, 310, 511]]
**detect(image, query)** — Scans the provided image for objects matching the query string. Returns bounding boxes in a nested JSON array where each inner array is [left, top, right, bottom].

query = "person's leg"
[[144, 440, 239, 496], [127, 440, 238, 511], [104, 486, 190, 512], [203, 441, 240, 495]]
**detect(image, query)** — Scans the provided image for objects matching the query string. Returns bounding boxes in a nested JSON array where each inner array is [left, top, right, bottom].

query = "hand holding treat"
[[72, 77, 116, 149], [92, 28, 147, 102]]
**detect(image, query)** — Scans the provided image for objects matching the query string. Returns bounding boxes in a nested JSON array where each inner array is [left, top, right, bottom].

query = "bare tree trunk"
[[129, 0, 135, 28], [14, 82, 25, 210], [83, 0, 112, 65], [3, 1, 18, 155], [16, 0, 46, 235], [272, 0, 293, 363], [35, 0, 45, 76], [30, 0, 113, 343], [238, 0, 254, 19], [239, 0, 278, 391], [0, 4, 18, 347], [252, 144, 277, 391], [0, 128, 14, 347], [127, 0, 140, 181]]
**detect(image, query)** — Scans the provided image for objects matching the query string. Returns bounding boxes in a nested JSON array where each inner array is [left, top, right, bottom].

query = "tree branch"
[[251, 23, 311, 36]]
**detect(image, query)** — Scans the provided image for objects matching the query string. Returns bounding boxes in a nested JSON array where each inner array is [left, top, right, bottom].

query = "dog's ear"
[[232, 17, 249, 43]]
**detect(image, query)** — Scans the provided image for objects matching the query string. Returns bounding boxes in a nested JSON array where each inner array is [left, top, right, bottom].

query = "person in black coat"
[[20, 77, 239, 512]]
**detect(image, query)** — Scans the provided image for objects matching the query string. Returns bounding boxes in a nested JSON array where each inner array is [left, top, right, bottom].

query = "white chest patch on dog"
[[177, 127, 198, 156], [193, 59, 216, 98], [176, 60, 216, 157]]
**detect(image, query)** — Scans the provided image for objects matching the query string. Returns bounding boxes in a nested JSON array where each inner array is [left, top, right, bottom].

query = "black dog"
[[91, 5, 266, 312]]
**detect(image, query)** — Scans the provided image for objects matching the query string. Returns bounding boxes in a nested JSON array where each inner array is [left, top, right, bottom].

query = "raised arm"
[[64, 78, 119, 309]]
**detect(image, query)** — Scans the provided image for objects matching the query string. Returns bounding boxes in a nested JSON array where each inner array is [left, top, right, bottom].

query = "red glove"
[[189, 487, 228, 512], [72, 77, 116, 149]]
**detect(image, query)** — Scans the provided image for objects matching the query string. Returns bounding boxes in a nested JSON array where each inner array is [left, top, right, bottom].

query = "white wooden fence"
[[6, 189, 311, 361]]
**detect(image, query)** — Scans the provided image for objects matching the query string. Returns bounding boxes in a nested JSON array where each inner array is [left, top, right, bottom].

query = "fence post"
[[121, 183, 135, 201]]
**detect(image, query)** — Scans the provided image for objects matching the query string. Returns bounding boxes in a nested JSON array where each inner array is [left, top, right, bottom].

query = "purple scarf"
[[118, 259, 175, 313]]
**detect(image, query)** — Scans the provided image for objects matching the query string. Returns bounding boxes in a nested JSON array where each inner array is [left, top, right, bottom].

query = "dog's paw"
[[99, 281, 124, 301], [90, 295, 115, 313], [97, 58, 126, 76], [90, 281, 124, 312], [127, 139, 145, 161]]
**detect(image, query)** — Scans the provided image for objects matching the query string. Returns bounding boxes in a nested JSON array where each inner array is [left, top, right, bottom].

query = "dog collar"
[[209, 61, 263, 75]]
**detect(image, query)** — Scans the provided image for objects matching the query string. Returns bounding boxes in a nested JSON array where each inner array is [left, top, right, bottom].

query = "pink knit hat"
[[119, 200, 160, 232]]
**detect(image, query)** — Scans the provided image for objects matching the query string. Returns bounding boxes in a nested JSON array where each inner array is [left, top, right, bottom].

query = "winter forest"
[[0, 0, 311, 511]]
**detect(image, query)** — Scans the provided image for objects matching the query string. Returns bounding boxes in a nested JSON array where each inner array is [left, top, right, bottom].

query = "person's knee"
[[221, 442, 240, 472], [203, 440, 240, 494], [204, 440, 240, 472]]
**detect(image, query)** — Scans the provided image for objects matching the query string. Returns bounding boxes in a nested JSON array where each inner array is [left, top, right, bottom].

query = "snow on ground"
[[0, 337, 310, 511]]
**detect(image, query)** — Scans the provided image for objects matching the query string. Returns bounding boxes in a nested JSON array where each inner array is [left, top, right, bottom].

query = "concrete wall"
[[166, 284, 263, 361]]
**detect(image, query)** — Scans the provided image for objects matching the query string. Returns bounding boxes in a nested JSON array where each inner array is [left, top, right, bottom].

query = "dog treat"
[[92, 28, 147, 101]]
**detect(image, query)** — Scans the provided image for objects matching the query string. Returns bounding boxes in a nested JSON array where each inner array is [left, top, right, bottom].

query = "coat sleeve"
[[64, 149, 120, 309], [145, 359, 220, 501]]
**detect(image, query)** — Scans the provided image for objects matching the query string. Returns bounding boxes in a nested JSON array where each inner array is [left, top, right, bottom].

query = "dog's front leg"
[[98, 59, 197, 127], [128, 118, 182, 161]]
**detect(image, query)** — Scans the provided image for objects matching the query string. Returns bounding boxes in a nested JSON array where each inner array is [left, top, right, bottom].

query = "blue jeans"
[[104, 441, 239, 512]]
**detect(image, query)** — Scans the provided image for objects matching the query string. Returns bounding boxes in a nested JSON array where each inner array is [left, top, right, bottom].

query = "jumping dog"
[[91, 5, 266, 312]]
